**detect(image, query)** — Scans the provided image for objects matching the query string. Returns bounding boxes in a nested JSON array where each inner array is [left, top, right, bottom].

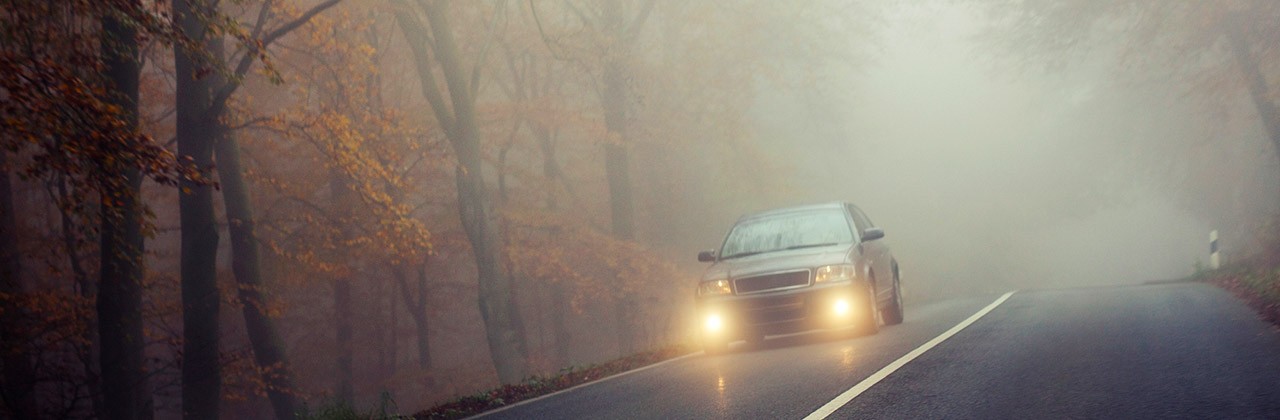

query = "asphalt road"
[[479, 282, 1280, 419]]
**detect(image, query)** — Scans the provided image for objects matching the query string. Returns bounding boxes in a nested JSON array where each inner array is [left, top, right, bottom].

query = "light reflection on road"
[[715, 368, 729, 415], [841, 346, 857, 370]]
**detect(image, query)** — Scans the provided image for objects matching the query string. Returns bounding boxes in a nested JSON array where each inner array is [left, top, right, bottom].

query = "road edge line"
[[802, 290, 1017, 420], [469, 351, 700, 419]]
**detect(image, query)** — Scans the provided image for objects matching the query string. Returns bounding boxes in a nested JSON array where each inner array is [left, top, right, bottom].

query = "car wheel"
[[883, 274, 905, 326], [860, 282, 880, 335]]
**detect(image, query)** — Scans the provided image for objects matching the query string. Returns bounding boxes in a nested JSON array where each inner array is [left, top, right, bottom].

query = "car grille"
[[734, 270, 810, 294], [741, 294, 807, 325]]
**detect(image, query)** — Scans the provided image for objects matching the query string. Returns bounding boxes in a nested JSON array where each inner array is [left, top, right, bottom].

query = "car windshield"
[[719, 209, 853, 259]]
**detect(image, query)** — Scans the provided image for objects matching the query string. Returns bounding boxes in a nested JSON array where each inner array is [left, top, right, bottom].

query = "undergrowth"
[[412, 344, 692, 419], [1202, 258, 1280, 327]]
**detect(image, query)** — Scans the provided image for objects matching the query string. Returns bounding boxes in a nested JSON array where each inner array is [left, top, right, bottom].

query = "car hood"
[[703, 244, 854, 280]]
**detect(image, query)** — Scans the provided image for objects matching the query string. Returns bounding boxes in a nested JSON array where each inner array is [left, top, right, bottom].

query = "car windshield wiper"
[[784, 242, 839, 250], [721, 242, 839, 260], [720, 251, 765, 260]]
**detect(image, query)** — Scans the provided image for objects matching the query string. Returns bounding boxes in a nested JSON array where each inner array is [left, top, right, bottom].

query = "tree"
[[97, 3, 154, 419], [524, 0, 655, 356], [209, 0, 351, 413], [0, 151, 35, 420], [213, 134, 300, 419], [985, 1, 1278, 152], [394, 0, 530, 384], [3, 2, 185, 418], [172, 0, 339, 417], [980, 0, 1280, 250], [172, 1, 224, 416]]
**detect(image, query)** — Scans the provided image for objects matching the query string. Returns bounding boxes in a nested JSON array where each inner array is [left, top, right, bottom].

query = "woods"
[[0, 0, 863, 417], [5, 0, 1280, 418]]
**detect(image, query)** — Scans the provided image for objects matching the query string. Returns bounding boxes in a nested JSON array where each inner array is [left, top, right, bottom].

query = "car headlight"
[[698, 279, 731, 296], [814, 264, 857, 283], [704, 313, 724, 332]]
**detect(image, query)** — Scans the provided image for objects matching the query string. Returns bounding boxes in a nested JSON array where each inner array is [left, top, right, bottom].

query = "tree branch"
[[393, 1, 458, 138], [470, 0, 509, 99], [624, 0, 656, 41], [209, 0, 343, 117]]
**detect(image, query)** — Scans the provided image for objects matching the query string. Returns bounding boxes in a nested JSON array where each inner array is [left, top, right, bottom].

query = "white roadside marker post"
[[1210, 230, 1220, 270]]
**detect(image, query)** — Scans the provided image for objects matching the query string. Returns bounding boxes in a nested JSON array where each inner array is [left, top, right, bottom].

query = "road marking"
[[803, 291, 1017, 420], [471, 351, 699, 419]]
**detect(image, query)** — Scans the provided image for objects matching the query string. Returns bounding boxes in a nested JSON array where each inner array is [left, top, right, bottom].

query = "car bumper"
[[696, 281, 871, 339]]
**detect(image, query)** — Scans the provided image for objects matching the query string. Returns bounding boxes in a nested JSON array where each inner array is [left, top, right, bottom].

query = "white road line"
[[471, 352, 699, 419], [803, 291, 1017, 420]]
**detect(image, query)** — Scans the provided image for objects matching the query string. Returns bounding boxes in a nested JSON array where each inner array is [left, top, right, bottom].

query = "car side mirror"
[[697, 249, 716, 262], [862, 227, 885, 242]]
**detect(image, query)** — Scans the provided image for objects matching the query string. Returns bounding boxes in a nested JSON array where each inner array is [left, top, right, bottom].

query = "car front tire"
[[860, 282, 880, 335], [883, 275, 904, 325]]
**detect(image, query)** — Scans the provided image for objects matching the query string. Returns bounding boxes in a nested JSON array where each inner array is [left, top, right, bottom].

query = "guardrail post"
[[1210, 230, 1220, 270]]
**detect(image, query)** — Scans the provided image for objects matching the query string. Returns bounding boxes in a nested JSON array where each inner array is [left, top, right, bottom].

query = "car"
[[694, 202, 903, 354]]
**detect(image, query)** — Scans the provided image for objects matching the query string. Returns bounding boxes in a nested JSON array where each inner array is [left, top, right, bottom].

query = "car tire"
[[883, 274, 904, 326], [860, 282, 880, 335]]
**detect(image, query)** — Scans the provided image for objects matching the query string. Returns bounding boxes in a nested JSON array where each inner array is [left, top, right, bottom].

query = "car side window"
[[846, 204, 871, 232], [855, 207, 874, 228]]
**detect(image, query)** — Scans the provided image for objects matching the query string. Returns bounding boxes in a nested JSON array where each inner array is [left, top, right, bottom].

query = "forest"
[[3, 0, 1280, 419]]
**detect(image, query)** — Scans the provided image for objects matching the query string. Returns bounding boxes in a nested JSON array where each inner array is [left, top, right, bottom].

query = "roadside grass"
[[1200, 258, 1280, 327], [297, 392, 402, 420], [411, 344, 693, 419]]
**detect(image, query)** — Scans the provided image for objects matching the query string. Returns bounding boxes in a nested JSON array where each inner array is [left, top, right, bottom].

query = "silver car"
[[694, 202, 903, 354]]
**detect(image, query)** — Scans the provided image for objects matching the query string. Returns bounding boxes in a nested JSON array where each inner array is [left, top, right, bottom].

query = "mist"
[[742, 2, 1270, 300], [4, 0, 1279, 418]]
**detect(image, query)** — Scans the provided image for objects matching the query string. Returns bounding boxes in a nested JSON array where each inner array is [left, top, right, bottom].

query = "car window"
[[720, 209, 854, 259], [850, 205, 874, 230]]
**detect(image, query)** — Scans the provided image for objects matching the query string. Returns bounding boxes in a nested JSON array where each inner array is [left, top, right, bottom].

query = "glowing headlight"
[[698, 279, 732, 296], [704, 314, 724, 332], [833, 299, 851, 316], [814, 264, 857, 283]]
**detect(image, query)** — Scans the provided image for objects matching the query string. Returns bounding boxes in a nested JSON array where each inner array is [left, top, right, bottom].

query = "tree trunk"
[[1224, 19, 1280, 161], [547, 280, 570, 367], [334, 276, 353, 402], [56, 177, 106, 419], [535, 127, 561, 212], [412, 269, 431, 371], [96, 6, 153, 419], [214, 135, 299, 420], [174, 1, 223, 418], [0, 151, 38, 419], [601, 0, 636, 356], [601, 67, 635, 243], [533, 126, 572, 367], [329, 172, 355, 403], [392, 265, 432, 370], [394, 0, 529, 384], [453, 162, 529, 383]]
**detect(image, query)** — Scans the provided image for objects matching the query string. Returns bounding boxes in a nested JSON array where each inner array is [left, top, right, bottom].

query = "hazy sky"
[[754, 2, 1211, 298]]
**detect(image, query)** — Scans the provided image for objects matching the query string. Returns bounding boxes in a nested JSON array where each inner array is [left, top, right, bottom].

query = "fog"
[[740, 2, 1272, 300], [7, 0, 1280, 417]]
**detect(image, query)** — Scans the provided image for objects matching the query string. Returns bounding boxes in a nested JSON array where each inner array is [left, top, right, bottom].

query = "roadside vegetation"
[[1199, 225, 1280, 327], [411, 344, 692, 419], [295, 344, 693, 419], [1202, 258, 1280, 327]]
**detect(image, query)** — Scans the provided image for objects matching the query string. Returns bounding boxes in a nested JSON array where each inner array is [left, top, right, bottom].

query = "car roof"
[[737, 202, 851, 221]]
